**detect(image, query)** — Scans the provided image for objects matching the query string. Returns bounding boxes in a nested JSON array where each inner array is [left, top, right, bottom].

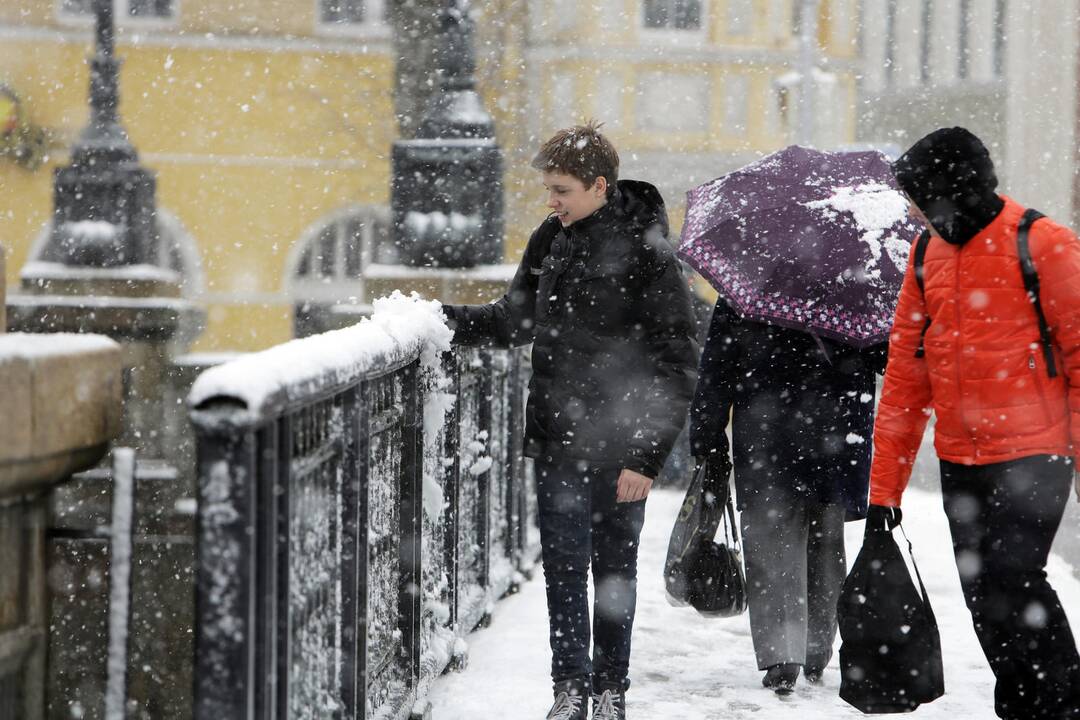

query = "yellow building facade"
[[0, 0, 858, 352]]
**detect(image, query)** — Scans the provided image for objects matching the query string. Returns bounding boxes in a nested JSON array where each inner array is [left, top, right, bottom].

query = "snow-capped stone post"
[[5, 3, 203, 716], [9, 0, 202, 459], [0, 333, 123, 720], [391, 0, 504, 268]]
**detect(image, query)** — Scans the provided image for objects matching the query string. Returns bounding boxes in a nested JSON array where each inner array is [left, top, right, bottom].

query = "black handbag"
[[663, 460, 747, 618], [838, 523, 944, 713]]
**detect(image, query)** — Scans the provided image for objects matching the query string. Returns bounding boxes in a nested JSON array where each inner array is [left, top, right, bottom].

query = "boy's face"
[[542, 170, 608, 226]]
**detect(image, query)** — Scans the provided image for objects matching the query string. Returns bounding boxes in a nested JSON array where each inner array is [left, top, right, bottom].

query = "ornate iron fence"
[[188, 341, 535, 720]]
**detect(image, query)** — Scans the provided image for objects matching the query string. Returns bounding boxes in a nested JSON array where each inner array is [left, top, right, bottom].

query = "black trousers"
[[941, 455, 1080, 719], [535, 457, 647, 691]]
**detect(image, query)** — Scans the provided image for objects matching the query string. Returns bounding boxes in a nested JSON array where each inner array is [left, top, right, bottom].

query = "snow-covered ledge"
[[0, 333, 123, 499]]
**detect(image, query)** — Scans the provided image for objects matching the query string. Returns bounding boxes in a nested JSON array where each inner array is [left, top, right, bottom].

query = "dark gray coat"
[[689, 300, 887, 518], [445, 180, 698, 477]]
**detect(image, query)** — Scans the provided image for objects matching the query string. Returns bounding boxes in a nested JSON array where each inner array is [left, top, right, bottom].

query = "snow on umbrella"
[[677, 145, 925, 348]]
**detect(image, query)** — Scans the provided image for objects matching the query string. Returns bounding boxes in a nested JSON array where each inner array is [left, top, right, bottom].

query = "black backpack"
[[912, 208, 1057, 378]]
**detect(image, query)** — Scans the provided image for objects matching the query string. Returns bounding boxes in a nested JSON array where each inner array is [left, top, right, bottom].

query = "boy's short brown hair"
[[531, 120, 619, 191]]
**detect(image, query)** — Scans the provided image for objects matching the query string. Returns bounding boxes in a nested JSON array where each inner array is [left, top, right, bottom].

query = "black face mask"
[[919, 192, 1004, 246]]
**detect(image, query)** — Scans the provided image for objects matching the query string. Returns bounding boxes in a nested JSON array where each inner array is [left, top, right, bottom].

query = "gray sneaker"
[[545, 679, 587, 720]]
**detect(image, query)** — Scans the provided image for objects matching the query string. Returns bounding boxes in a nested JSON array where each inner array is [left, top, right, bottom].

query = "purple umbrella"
[[678, 145, 925, 348]]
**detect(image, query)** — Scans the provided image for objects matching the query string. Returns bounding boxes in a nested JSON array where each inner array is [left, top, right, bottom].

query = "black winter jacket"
[[689, 300, 887, 518], [445, 180, 699, 478]]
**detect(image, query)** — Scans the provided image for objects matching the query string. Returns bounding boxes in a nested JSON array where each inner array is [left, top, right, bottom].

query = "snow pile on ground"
[[428, 485, 1080, 719], [189, 291, 452, 420]]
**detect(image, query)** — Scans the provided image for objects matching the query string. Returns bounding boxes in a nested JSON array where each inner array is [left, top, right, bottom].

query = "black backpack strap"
[[1016, 209, 1058, 379], [913, 229, 933, 359]]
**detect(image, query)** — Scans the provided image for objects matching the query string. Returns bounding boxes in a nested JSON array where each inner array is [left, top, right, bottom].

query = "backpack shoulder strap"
[[913, 229, 933, 359], [913, 229, 932, 296], [1016, 208, 1057, 378]]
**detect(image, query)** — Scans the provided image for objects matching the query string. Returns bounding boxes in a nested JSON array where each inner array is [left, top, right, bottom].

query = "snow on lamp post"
[[391, 0, 504, 268], [41, 0, 158, 268]]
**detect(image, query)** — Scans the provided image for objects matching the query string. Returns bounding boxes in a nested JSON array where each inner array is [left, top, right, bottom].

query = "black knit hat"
[[891, 128, 1003, 244]]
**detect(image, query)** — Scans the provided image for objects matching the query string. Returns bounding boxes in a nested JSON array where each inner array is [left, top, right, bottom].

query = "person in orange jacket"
[[868, 127, 1080, 719]]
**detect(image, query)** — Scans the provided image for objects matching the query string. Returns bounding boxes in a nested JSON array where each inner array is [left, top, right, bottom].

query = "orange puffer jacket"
[[870, 196, 1080, 507]]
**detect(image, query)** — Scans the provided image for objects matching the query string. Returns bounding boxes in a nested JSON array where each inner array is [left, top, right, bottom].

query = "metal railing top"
[[187, 292, 452, 430]]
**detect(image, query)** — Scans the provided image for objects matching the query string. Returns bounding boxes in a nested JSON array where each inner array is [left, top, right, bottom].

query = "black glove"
[[865, 504, 902, 534], [696, 455, 732, 494]]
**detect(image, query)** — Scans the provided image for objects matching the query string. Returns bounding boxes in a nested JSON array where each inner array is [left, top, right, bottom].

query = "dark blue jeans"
[[941, 455, 1080, 720], [535, 457, 647, 691]]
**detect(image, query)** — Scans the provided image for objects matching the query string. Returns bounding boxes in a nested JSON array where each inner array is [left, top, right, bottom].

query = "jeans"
[[535, 457, 647, 691], [941, 455, 1080, 719]]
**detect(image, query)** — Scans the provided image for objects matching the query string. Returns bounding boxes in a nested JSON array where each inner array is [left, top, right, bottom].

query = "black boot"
[[803, 663, 825, 685], [545, 679, 588, 720], [592, 684, 626, 719], [762, 663, 800, 695]]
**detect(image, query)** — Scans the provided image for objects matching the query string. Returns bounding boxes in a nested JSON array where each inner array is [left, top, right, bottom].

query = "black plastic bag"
[[663, 460, 746, 617], [838, 524, 944, 713]]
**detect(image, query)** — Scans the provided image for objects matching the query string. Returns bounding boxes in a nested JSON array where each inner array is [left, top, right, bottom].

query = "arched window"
[[289, 205, 393, 336]]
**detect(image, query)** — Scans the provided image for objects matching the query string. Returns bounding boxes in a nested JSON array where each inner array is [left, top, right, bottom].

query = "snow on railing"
[[188, 292, 537, 720]]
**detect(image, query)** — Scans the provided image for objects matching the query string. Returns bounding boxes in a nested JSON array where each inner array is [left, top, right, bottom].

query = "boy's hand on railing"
[[617, 468, 653, 503]]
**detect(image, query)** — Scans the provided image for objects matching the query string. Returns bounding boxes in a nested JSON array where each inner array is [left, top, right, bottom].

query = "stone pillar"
[[7, 0, 203, 458], [1, 242, 5, 333], [389, 0, 445, 138], [1004, 0, 1079, 219], [4, 3, 202, 716], [0, 334, 122, 720], [10, 270, 199, 460], [928, 0, 961, 87]]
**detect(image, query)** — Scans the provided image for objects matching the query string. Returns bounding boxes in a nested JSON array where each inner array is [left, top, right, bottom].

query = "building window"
[[993, 0, 1007, 77], [884, 0, 898, 87], [318, 0, 386, 29], [636, 72, 709, 133], [727, 0, 753, 35], [642, 0, 702, 30], [958, 0, 972, 80], [59, 0, 175, 20], [919, 0, 933, 84]]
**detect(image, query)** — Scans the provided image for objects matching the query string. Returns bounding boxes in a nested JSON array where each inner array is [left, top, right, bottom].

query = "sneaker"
[[592, 687, 626, 719], [762, 663, 800, 695], [803, 664, 825, 685], [545, 679, 587, 720]]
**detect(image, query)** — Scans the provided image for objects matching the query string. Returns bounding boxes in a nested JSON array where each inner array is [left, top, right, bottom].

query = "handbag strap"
[[722, 482, 741, 551], [898, 524, 932, 611]]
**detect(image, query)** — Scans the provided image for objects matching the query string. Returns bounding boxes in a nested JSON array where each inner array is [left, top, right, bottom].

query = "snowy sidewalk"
[[428, 485, 1080, 719]]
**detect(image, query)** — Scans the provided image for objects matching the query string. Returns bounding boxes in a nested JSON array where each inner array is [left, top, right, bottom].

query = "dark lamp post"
[[41, 0, 158, 268]]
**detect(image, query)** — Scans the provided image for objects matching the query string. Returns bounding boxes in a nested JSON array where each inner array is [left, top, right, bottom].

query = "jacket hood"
[[612, 179, 670, 237], [892, 127, 1003, 246]]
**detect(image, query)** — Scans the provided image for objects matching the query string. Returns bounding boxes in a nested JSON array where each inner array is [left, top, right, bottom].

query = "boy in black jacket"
[[443, 121, 697, 719]]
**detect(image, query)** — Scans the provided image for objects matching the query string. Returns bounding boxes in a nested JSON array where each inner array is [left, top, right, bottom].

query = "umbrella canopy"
[[678, 145, 924, 348]]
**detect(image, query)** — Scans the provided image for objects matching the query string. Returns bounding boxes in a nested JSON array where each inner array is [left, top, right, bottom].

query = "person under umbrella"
[[868, 127, 1080, 719], [681, 146, 920, 694]]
